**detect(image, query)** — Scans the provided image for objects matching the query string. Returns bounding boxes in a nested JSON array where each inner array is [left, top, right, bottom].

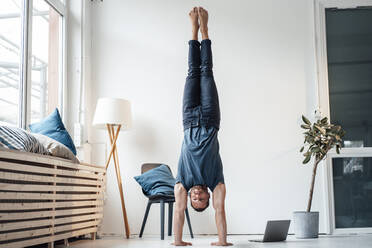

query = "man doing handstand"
[[173, 7, 232, 247]]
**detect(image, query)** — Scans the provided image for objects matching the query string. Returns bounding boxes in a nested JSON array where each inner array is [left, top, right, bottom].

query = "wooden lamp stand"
[[92, 97, 132, 239], [104, 123, 130, 238]]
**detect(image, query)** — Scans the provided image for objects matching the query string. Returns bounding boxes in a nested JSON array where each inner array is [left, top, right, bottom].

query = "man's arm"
[[211, 183, 233, 246], [172, 183, 192, 246]]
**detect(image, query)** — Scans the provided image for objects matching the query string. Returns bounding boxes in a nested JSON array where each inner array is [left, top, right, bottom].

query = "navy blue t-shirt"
[[176, 126, 224, 192]]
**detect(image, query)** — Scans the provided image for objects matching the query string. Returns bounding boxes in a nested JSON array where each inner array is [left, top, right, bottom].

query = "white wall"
[[66, 0, 96, 162], [86, 0, 325, 235]]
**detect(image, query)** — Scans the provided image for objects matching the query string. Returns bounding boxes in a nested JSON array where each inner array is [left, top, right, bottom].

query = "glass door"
[[325, 7, 372, 231]]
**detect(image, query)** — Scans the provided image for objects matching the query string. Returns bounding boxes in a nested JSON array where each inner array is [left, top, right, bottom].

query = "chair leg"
[[139, 201, 152, 238], [160, 200, 165, 240], [185, 207, 194, 239], [168, 202, 173, 236]]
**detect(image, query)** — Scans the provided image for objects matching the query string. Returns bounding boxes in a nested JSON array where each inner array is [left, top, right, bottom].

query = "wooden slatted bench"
[[0, 148, 106, 248]]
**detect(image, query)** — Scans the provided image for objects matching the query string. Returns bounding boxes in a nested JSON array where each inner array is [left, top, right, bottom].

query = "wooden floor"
[[55, 234, 372, 248]]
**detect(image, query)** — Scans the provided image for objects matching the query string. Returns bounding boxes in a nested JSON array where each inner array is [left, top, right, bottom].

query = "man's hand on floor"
[[211, 241, 233, 246], [172, 241, 192, 246]]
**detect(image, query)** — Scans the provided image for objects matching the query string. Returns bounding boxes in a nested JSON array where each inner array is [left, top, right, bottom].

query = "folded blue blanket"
[[134, 165, 176, 196]]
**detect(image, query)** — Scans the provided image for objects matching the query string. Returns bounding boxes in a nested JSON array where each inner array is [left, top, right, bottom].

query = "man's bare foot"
[[211, 241, 233, 246], [198, 7, 209, 40], [189, 7, 199, 41], [172, 241, 192, 246]]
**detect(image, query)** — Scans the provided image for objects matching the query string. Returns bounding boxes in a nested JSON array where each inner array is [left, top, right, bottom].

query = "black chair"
[[138, 163, 194, 240]]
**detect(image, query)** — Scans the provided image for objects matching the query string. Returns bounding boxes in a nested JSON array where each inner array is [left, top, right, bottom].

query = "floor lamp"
[[93, 97, 132, 238]]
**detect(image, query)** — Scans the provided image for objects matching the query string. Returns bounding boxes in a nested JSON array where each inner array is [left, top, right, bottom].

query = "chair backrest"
[[141, 163, 173, 177]]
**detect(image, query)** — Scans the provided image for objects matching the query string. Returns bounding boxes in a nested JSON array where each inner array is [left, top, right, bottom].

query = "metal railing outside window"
[[0, 0, 66, 128]]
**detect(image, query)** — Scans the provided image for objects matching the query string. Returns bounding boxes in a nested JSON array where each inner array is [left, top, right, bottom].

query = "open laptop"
[[249, 220, 291, 242]]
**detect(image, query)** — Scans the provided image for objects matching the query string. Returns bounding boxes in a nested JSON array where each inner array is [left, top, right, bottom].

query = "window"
[[332, 156, 372, 228], [31, 0, 62, 123], [0, 0, 22, 126], [0, 0, 66, 128], [326, 8, 372, 148], [325, 7, 372, 231], [315, 0, 372, 234]]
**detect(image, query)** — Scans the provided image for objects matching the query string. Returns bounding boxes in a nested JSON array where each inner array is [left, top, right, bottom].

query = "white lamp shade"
[[92, 98, 133, 130]]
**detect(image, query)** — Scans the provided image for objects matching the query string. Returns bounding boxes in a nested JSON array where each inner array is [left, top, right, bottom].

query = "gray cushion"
[[32, 133, 79, 163]]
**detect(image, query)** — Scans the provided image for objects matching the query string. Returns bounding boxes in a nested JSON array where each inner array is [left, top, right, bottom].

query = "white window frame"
[[325, 148, 372, 234], [19, 0, 66, 129], [314, 0, 372, 235]]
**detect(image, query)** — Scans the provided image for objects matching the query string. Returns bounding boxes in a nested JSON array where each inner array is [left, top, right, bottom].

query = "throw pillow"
[[29, 108, 76, 155], [0, 126, 49, 155], [134, 165, 176, 196], [32, 133, 79, 163]]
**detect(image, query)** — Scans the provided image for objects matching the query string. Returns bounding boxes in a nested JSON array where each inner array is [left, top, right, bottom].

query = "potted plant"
[[293, 115, 345, 238]]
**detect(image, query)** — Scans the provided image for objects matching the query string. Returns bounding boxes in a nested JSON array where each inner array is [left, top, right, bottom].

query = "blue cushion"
[[134, 165, 176, 196], [29, 108, 76, 155]]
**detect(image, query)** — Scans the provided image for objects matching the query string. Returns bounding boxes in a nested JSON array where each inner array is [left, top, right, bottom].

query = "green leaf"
[[321, 117, 328, 124], [304, 151, 311, 157], [311, 147, 321, 153], [303, 155, 311, 164], [300, 146, 304, 152], [302, 115, 311, 125], [301, 124, 310, 129]]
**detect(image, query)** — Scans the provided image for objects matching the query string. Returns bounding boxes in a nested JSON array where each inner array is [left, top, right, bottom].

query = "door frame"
[[314, 0, 372, 234]]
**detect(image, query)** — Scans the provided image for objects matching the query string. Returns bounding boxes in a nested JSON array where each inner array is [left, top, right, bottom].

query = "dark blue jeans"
[[182, 39, 220, 130]]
